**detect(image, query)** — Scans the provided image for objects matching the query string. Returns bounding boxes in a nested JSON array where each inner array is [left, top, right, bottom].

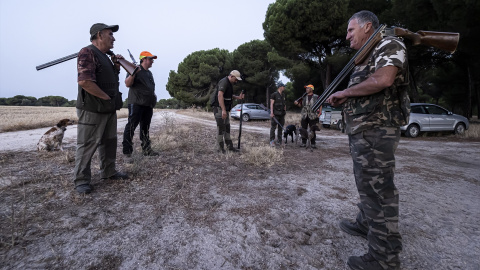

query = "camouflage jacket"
[[343, 36, 410, 135], [300, 94, 319, 120]]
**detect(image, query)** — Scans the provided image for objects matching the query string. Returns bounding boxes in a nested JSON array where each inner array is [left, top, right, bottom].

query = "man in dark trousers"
[[327, 10, 410, 270], [122, 51, 158, 157], [294, 84, 319, 148], [74, 23, 129, 194], [210, 70, 244, 153], [269, 82, 286, 147]]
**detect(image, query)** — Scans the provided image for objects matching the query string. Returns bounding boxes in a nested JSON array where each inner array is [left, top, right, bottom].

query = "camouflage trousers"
[[213, 107, 233, 150], [348, 126, 402, 269]]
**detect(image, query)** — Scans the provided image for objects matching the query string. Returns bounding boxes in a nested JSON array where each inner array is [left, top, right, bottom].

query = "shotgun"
[[311, 25, 460, 112], [36, 49, 139, 76]]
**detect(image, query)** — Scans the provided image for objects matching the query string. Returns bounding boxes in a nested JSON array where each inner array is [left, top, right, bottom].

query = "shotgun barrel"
[[36, 50, 139, 75], [36, 53, 78, 71]]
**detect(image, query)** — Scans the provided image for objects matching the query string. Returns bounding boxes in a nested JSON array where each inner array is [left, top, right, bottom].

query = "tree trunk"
[[466, 64, 473, 119]]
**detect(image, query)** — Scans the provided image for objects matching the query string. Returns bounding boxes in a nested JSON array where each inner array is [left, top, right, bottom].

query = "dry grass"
[[464, 122, 480, 138], [241, 145, 283, 167], [0, 106, 129, 133]]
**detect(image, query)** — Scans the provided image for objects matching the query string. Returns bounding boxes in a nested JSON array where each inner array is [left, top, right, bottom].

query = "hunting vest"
[[271, 91, 286, 116], [210, 76, 234, 111], [76, 44, 120, 113], [301, 94, 319, 119], [127, 65, 157, 108]]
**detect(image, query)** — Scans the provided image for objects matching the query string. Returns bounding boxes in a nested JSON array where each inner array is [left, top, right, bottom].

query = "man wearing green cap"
[[122, 51, 159, 157], [74, 23, 129, 194]]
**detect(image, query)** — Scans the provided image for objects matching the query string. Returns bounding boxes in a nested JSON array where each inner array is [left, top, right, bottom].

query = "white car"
[[230, 103, 270, 122], [401, 103, 469, 138]]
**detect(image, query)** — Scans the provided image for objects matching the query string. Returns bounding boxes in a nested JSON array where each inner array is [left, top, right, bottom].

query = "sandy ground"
[[0, 111, 479, 270]]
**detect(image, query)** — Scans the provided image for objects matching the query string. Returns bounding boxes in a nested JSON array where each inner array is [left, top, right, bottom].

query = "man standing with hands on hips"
[[74, 23, 129, 195], [327, 10, 410, 270], [122, 51, 159, 157]]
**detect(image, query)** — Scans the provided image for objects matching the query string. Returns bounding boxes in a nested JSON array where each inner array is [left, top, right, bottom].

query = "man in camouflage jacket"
[[327, 10, 410, 270], [294, 84, 319, 148]]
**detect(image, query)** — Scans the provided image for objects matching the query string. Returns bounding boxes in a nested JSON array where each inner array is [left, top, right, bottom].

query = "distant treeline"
[[0, 95, 189, 109]]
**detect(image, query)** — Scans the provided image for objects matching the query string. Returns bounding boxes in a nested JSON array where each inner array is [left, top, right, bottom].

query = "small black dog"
[[283, 124, 298, 144]]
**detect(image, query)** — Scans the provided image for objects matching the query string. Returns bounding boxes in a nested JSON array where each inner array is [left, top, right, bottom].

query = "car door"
[[424, 105, 455, 131], [245, 105, 256, 118], [258, 105, 270, 119], [410, 105, 431, 130]]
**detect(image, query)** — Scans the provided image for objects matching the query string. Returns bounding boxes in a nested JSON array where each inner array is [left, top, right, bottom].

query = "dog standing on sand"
[[37, 119, 75, 151], [283, 124, 299, 144]]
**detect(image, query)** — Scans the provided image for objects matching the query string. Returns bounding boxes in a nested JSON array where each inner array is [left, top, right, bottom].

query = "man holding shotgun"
[[269, 82, 286, 147], [327, 11, 409, 270], [122, 51, 159, 157], [294, 84, 319, 148], [74, 23, 129, 194]]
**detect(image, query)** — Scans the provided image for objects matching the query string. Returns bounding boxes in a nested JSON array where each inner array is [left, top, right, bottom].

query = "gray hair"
[[349, 10, 379, 30]]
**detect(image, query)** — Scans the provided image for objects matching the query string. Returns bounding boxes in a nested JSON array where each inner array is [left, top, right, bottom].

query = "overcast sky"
[[0, 0, 275, 101]]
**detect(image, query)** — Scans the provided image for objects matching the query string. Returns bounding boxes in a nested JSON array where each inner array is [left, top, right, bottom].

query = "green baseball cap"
[[90, 23, 119, 40]]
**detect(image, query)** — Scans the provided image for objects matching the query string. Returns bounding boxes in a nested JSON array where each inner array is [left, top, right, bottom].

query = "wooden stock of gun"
[[311, 25, 460, 112]]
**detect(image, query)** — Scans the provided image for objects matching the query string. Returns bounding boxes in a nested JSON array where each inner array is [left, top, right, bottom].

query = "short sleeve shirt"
[[343, 36, 408, 134], [77, 47, 97, 82]]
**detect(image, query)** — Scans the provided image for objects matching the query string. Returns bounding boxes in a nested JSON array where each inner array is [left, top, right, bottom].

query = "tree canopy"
[[166, 48, 233, 106]]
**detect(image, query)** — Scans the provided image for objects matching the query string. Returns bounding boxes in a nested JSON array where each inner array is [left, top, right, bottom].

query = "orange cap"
[[139, 51, 157, 60], [304, 84, 314, 90]]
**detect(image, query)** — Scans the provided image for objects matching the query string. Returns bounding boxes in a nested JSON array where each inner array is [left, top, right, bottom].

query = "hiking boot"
[[225, 140, 239, 152], [270, 140, 276, 147], [102, 171, 129, 180], [143, 150, 159, 156], [347, 253, 384, 270], [228, 147, 239, 152], [339, 219, 368, 239], [311, 144, 317, 149], [218, 142, 226, 154], [75, 184, 93, 194], [300, 143, 306, 147]]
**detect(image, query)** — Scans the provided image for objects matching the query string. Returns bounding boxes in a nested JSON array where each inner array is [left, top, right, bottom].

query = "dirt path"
[[0, 111, 479, 270]]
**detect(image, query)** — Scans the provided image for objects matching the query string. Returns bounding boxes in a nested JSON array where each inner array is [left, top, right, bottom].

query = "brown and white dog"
[[37, 119, 75, 151]]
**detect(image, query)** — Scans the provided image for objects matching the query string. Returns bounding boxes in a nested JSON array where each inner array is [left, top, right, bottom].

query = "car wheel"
[[322, 124, 330, 128], [454, 123, 466, 135], [242, 114, 250, 122], [337, 120, 344, 131], [405, 124, 420, 138]]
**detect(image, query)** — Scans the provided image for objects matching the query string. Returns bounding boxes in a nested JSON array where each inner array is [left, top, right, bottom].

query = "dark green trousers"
[[74, 109, 118, 186]]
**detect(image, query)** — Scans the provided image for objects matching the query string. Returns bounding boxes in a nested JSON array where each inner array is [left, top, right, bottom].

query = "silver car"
[[401, 103, 469, 138], [230, 103, 270, 122]]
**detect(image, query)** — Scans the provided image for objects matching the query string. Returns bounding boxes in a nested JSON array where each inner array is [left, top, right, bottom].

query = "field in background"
[[0, 106, 129, 132], [1, 105, 479, 139]]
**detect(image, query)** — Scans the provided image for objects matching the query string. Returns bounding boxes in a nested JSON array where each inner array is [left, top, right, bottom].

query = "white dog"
[[37, 119, 75, 151]]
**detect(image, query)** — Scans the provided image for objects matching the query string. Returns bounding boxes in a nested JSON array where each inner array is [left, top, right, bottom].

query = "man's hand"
[[326, 91, 348, 107], [222, 110, 227, 120]]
